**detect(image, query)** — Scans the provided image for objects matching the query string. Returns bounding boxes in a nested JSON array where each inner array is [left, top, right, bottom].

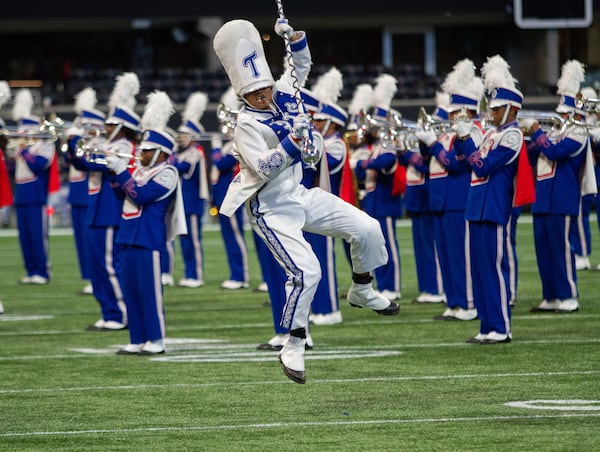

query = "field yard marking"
[[1, 412, 600, 438], [0, 314, 54, 321], [505, 400, 600, 411], [0, 370, 597, 395]]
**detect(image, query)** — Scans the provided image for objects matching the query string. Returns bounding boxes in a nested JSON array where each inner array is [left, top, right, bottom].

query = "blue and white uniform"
[[528, 123, 588, 304], [14, 140, 54, 280], [457, 121, 522, 338], [112, 162, 179, 347], [172, 143, 209, 283], [211, 140, 249, 285]]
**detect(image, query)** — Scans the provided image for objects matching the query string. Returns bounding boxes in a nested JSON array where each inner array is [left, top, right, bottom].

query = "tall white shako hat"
[[481, 55, 523, 110], [432, 91, 450, 121], [311, 67, 348, 127], [372, 73, 398, 122], [74, 87, 105, 128], [106, 72, 141, 132], [178, 91, 208, 137], [213, 19, 275, 98], [12, 89, 40, 132], [443, 58, 484, 114], [555, 60, 586, 116], [139, 90, 176, 155], [346, 83, 374, 131], [0, 81, 11, 129]]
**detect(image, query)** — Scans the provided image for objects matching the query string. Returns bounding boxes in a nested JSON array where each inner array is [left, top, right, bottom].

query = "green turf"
[[0, 215, 599, 451]]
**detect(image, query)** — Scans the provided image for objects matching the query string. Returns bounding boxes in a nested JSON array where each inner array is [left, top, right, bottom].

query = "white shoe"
[[466, 333, 487, 343], [557, 298, 579, 312], [117, 343, 144, 355], [310, 311, 343, 325], [103, 320, 127, 330], [481, 331, 511, 343], [305, 332, 314, 349], [379, 289, 400, 301], [347, 282, 400, 315], [21, 275, 48, 285], [257, 334, 288, 350], [530, 299, 560, 312], [81, 283, 93, 295], [220, 279, 249, 290], [453, 307, 478, 321], [278, 335, 306, 384], [434, 307, 456, 320], [139, 339, 165, 355], [161, 274, 174, 286], [256, 282, 268, 292], [575, 255, 591, 270], [416, 292, 446, 303], [0, 300, 4, 314], [178, 278, 204, 288]]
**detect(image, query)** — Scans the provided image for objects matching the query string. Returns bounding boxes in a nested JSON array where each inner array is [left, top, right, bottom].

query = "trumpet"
[[393, 131, 420, 152], [216, 102, 238, 136], [517, 110, 565, 134], [75, 140, 141, 166], [417, 107, 453, 133]]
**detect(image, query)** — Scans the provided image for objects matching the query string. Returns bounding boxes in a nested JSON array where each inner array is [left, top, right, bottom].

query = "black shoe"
[[373, 301, 400, 316], [278, 356, 306, 384], [138, 349, 165, 355], [257, 343, 283, 351], [116, 349, 140, 355]]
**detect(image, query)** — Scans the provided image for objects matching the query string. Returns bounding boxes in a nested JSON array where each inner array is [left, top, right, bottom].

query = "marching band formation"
[[0, 16, 599, 383]]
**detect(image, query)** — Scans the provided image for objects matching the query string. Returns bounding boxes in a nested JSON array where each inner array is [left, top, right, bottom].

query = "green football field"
[[1, 216, 599, 451]]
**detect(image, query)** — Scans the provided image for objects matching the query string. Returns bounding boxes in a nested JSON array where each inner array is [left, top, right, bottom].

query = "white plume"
[[481, 55, 518, 92], [442, 59, 476, 95], [348, 84, 374, 115], [219, 86, 242, 111], [182, 92, 209, 122], [312, 67, 344, 104], [74, 87, 97, 114], [108, 72, 140, 112], [556, 60, 585, 96], [435, 91, 450, 109], [12, 89, 34, 121], [0, 81, 11, 110], [373, 73, 398, 108], [141, 90, 174, 130]]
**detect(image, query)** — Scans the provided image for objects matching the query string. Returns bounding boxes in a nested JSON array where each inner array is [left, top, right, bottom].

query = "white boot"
[[347, 282, 400, 315], [278, 335, 306, 384]]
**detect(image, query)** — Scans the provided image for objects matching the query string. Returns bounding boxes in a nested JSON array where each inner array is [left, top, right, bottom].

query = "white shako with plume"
[[12, 89, 40, 132], [347, 83, 374, 131], [556, 60, 586, 116], [140, 90, 176, 161], [481, 55, 523, 126], [178, 92, 208, 138], [311, 67, 348, 127], [0, 81, 11, 129], [106, 72, 141, 132], [372, 73, 398, 123], [442, 58, 484, 114], [74, 87, 106, 128]]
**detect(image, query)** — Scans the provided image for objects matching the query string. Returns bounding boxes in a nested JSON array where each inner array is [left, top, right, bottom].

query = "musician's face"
[[244, 87, 273, 110], [490, 106, 507, 126]]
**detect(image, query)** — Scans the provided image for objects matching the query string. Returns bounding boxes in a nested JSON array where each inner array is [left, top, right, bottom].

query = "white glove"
[[274, 18, 294, 39], [291, 114, 311, 140], [105, 155, 128, 174], [519, 117, 538, 134], [452, 121, 472, 139], [590, 127, 600, 143], [415, 130, 437, 147], [210, 135, 223, 149]]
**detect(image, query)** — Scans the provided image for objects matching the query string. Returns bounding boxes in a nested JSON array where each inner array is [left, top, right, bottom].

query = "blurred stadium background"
[[0, 1, 598, 129]]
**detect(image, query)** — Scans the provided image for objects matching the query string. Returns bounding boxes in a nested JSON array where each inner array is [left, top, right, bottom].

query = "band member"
[[213, 18, 398, 384], [354, 74, 403, 302], [456, 55, 534, 343], [106, 91, 186, 355], [524, 60, 596, 314], [0, 81, 13, 225], [64, 87, 106, 295], [173, 91, 210, 288], [68, 72, 141, 330], [12, 89, 57, 284]]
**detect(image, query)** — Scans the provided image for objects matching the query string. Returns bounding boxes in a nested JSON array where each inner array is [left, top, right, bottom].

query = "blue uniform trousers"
[[71, 204, 90, 280], [411, 212, 442, 296], [534, 213, 578, 301], [179, 214, 204, 281], [469, 221, 512, 335], [120, 246, 165, 344], [86, 226, 126, 323], [218, 207, 249, 283], [16, 204, 50, 279], [434, 211, 471, 309], [373, 216, 401, 294]]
